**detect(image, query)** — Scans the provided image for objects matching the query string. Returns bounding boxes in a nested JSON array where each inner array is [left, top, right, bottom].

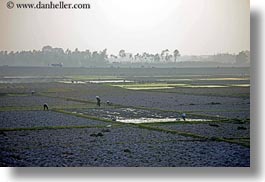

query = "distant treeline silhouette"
[[0, 46, 249, 67]]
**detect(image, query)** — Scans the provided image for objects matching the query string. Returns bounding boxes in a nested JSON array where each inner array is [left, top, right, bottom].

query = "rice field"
[[0, 67, 250, 167]]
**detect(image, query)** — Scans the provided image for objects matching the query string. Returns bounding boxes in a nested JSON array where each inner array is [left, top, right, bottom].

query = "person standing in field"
[[181, 113, 186, 121], [96, 96, 101, 107]]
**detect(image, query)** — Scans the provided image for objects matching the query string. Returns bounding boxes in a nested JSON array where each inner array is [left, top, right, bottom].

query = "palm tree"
[[161, 49, 169, 62], [173, 49, 180, 62]]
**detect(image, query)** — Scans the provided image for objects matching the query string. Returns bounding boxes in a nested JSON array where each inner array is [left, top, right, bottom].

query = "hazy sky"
[[0, 0, 249, 55]]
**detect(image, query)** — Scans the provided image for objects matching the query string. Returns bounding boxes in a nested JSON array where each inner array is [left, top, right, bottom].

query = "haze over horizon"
[[0, 0, 249, 56]]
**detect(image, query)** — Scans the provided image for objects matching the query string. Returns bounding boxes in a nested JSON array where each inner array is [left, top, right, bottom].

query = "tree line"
[[0, 46, 249, 67]]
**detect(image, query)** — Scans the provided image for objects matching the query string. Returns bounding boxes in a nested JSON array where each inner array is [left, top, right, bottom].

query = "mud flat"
[[0, 95, 86, 108], [0, 126, 249, 167], [0, 67, 250, 167], [0, 108, 250, 167], [147, 122, 250, 139], [0, 111, 108, 129]]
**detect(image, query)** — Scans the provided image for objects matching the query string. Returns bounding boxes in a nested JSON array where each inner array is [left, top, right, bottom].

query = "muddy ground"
[[0, 68, 250, 167]]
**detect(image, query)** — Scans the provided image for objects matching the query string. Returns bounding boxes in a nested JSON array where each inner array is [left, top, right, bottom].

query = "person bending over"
[[43, 103, 49, 110]]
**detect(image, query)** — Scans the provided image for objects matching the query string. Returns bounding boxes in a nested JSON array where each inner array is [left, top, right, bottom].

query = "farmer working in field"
[[181, 113, 186, 121], [43, 103, 49, 110], [96, 96, 101, 107]]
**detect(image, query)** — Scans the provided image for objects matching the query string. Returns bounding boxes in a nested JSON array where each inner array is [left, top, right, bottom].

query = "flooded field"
[[116, 118, 212, 124], [0, 67, 250, 167], [67, 107, 216, 124]]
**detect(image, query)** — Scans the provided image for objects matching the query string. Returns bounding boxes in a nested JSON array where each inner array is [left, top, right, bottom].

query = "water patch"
[[157, 79, 192, 82], [117, 117, 212, 124], [120, 108, 136, 112], [112, 83, 231, 90], [113, 83, 186, 90], [89, 80, 133, 83], [58, 80, 87, 84], [58, 79, 133, 84], [127, 87, 174, 90]]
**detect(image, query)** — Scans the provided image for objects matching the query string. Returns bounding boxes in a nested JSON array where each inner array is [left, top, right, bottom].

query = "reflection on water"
[[157, 79, 192, 81], [116, 84, 229, 90], [117, 117, 212, 124], [58, 80, 134, 84], [58, 80, 87, 84], [127, 87, 174, 90], [89, 80, 133, 83]]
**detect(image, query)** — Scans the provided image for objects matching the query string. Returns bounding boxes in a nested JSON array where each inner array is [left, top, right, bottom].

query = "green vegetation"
[[0, 93, 31, 97], [112, 83, 228, 90], [230, 84, 250, 87], [197, 77, 250, 81], [111, 83, 186, 90], [134, 88, 250, 98], [110, 82, 250, 91]]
